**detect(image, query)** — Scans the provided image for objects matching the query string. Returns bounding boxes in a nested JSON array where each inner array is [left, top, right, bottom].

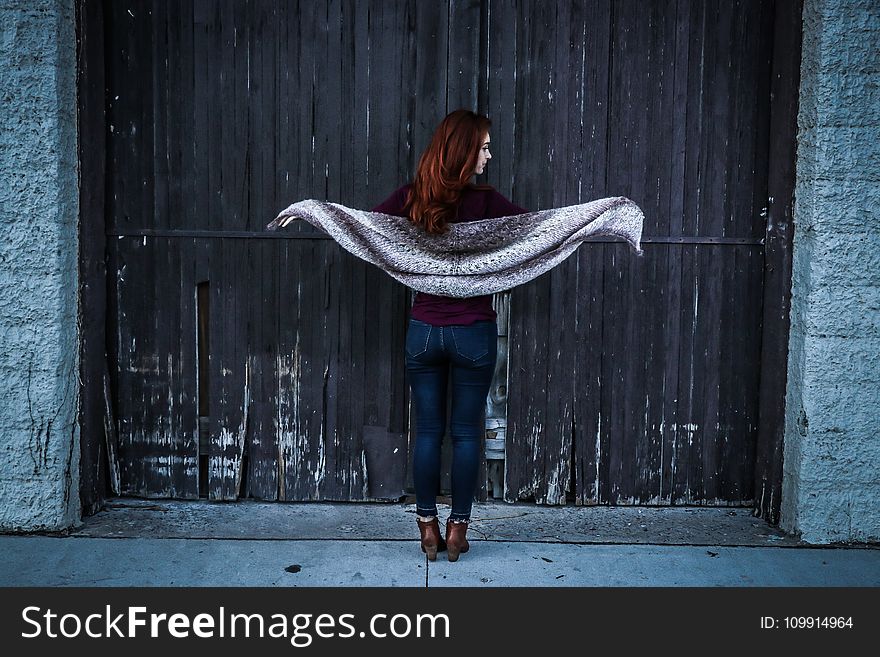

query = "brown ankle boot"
[[417, 517, 446, 561], [445, 519, 470, 562]]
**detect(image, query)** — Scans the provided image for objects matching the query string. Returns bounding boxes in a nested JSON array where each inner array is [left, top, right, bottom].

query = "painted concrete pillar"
[[782, 0, 880, 543], [0, 0, 81, 530]]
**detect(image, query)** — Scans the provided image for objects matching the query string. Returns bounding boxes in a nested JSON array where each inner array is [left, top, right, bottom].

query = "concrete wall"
[[782, 0, 880, 543], [0, 0, 81, 530]]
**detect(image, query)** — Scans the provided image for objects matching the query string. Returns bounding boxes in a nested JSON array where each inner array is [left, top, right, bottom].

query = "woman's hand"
[[265, 214, 300, 231]]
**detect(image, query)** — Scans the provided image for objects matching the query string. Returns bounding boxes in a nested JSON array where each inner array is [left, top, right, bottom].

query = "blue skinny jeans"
[[405, 317, 498, 522]]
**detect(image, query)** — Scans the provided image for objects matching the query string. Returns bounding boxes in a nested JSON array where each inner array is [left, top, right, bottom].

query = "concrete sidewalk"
[[1, 499, 878, 587]]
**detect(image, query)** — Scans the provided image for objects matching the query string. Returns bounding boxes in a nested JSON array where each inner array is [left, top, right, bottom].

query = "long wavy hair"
[[403, 109, 493, 234]]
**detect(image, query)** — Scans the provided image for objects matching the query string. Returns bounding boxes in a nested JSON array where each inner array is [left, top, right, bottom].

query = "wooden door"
[[500, 0, 790, 507], [85, 1, 798, 517]]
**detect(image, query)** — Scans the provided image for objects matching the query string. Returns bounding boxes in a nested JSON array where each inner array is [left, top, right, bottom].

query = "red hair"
[[403, 109, 492, 234]]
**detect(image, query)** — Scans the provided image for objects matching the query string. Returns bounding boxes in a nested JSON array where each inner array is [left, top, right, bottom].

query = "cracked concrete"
[[3, 499, 878, 587], [5, 536, 878, 587], [67, 498, 805, 546]]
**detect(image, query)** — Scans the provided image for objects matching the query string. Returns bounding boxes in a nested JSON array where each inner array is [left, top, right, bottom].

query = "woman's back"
[[372, 183, 527, 326]]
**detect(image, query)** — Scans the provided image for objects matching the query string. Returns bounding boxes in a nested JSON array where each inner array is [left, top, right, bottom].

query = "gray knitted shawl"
[[266, 196, 645, 298]]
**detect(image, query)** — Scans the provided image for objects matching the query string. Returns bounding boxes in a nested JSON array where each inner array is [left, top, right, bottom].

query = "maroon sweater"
[[372, 183, 528, 326]]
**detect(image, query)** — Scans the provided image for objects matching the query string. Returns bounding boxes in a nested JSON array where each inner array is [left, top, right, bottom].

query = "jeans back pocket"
[[405, 320, 432, 358], [450, 322, 492, 361]]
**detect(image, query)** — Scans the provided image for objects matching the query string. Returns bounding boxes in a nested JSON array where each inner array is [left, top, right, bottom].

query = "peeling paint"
[[276, 332, 302, 500]]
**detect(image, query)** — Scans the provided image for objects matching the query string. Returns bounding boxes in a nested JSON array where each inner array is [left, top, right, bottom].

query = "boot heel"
[[445, 519, 470, 562], [418, 517, 443, 561]]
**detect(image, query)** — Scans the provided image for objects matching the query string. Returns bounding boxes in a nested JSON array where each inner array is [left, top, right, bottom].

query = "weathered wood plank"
[[276, 241, 300, 500], [484, 0, 517, 197], [165, 0, 183, 231], [504, 0, 553, 503], [217, 0, 239, 233], [193, 0, 214, 232], [755, 0, 801, 523], [656, 0, 689, 507], [412, 0, 448, 178], [544, 0, 577, 505], [113, 238, 199, 498], [207, 238, 244, 500], [151, 1, 169, 231], [177, 0, 195, 232], [76, 0, 111, 513], [294, 239, 321, 499], [447, 0, 480, 113], [244, 239, 278, 499], [571, 0, 612, 505], [241, 2, 274, 500], [700, 2, 734, 504], [610, 0, 648, 504]]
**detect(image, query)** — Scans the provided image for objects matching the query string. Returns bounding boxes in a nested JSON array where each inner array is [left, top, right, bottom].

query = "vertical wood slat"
[[755, 0, 802, 523], [230, 2, 251, 500], [205, 0, 245, 500], [160, 1, 188, 502], [276, 240, 298, 500], [657, 0, 687, 506], [177, 0, 194, 233], [640, 2, 674, 503], [347, 0, 371, 497], [165, 0, 182, 231], [144, 0, 165, 495], [113, 238, 199, 498], [482, 0, 517, 501], [504, 0, 557, 504], [676, 0, 703, 504], [292, 239, 318, 499], [609, 0, 643, 504], [313, 0, 344, 497], [571, 0, 612, 505], [338, 0, 361, 500], [717, 5, 761, 503], [239, 2, 270, 499], [76, 0, 110, 513], [447, 0, 481, 113], [152, 1, 169, 231], [484, 0, 517, 199], [362, 0, 404, 498], [244, 1, 276, 499], [697, 2, 727, 503], [546, 0, 576, 506]]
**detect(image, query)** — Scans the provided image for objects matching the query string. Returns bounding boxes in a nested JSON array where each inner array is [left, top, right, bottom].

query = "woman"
[[372, 109, 527, 562]]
